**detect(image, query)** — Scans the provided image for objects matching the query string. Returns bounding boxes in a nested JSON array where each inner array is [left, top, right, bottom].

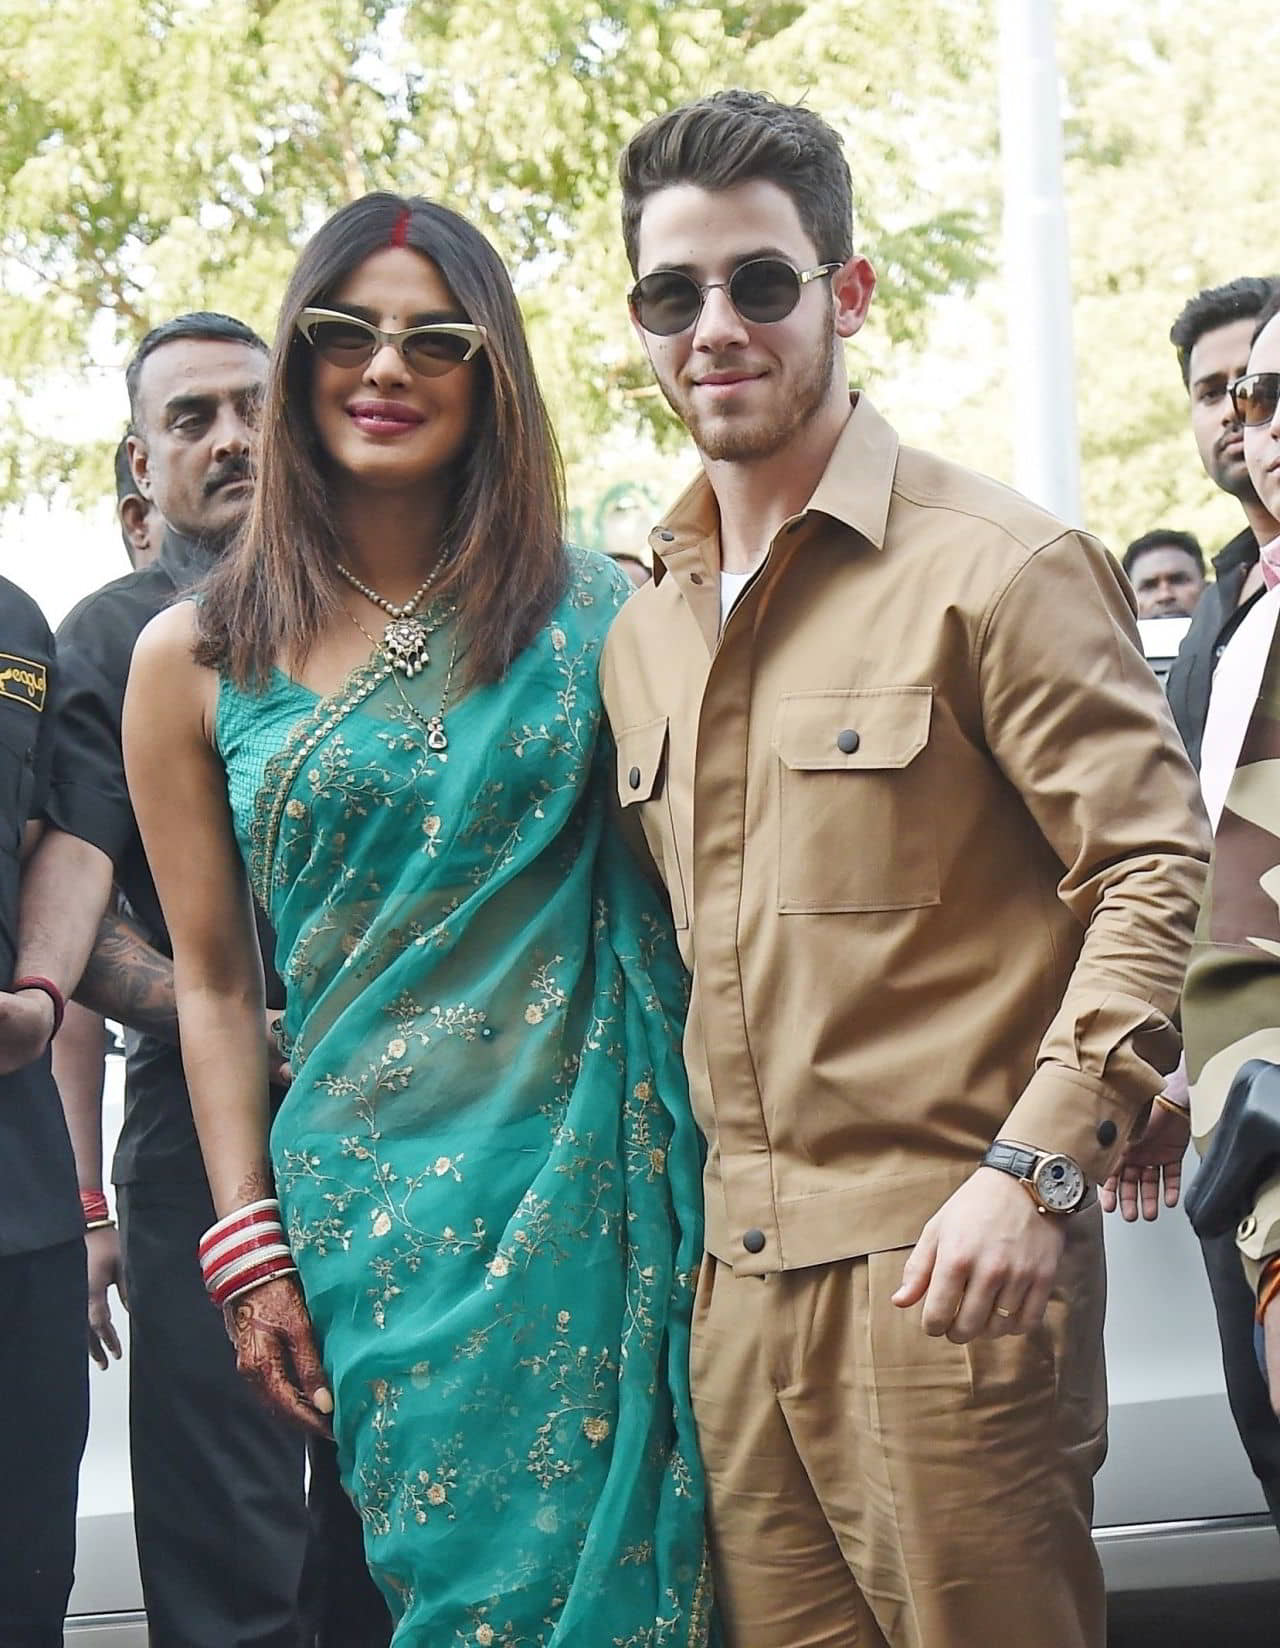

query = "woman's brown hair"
[[196, 193, 567, 687]]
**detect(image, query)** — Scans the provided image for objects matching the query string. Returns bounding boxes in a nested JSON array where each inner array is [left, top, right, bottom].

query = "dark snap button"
[[628, 766, 641, 791], [689, 572, 704, 585], [743, 1228, 766, 1254], [837, 728, 860, 754], [1096, 1119, 1117, 1147], [657, 530, 675, 542]]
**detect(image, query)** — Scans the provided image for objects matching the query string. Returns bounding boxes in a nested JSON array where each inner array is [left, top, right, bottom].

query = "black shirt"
[[0, 576, 82, 1256], [49, 529, 283, 1186], [1165, 526, 1262, 771]]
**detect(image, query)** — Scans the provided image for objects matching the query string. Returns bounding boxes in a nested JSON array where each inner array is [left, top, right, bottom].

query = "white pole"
[[998, 0, 1081, 524]]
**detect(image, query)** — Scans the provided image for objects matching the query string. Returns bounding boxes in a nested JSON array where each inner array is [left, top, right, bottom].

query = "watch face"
[[1034, 1154, 1086, 1212]]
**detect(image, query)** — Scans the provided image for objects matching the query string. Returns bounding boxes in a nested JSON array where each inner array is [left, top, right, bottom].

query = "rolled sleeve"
[[980, 532, 1211, 1177]]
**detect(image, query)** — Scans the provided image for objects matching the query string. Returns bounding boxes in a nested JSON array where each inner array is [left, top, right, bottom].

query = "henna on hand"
[[225, 1274, 333, 1439]]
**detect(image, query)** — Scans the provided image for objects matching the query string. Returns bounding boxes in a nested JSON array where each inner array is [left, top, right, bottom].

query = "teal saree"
[[215, 552, 712, 1645]]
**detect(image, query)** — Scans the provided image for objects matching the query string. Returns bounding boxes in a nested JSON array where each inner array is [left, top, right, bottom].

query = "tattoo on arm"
[[74, 908, 179, 1044]]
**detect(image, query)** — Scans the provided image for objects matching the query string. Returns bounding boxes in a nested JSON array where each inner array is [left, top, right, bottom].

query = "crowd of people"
[[0, 85, 1279, 1648]]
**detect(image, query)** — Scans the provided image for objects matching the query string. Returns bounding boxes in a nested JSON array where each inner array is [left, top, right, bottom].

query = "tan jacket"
[[600, 396, 1210, 1274]]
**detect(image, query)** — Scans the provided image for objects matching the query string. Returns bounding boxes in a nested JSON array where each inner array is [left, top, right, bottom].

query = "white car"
[[66, 1073, 1279, 1637]]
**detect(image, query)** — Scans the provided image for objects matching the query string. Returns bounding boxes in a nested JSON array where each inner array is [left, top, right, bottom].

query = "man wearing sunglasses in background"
[[601, 90, 1209, 1647], [33, 313, 390, 1646], [1186, 290, 1280, 1430], [1123, 280, 1280, 1540]]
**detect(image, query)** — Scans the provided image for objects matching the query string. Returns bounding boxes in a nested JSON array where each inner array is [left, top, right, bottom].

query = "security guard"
[[0, 573, 88, 1646]]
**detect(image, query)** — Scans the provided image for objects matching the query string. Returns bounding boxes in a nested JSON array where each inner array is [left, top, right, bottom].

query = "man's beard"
[[660, 328, 838, 463]]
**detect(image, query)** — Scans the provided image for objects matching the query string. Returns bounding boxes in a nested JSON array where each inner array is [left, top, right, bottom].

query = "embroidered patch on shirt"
[[0, 654, 47, 712]]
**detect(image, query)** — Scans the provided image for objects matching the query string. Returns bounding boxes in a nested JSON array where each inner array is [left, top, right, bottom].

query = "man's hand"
[[893, 1166, 1068, 1342], [0, 988, 55, 1075], [86, 1225, 126, 1370], [225, 1274, 332, 1438], [264, 1012, 292, 1089], [1102, 1098, 1189, 1221]]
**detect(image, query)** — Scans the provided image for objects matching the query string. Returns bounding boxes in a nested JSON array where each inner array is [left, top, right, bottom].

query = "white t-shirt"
[[1200, 578, 1280, 831], [719, 568, 753, 628]]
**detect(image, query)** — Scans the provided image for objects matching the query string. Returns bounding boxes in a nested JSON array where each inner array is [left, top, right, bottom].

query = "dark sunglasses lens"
[[729, 259, 802, 323], [1237, 375, 1280, 427], [632, 272, 701, 336], [308, 320, 376, 365], [402, 330, 472, 375]]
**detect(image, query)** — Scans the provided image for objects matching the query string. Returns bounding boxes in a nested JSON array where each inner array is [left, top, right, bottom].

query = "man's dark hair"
[[1122, 529, 1205, 579], [1169, 278, 1276, 388], [113, 432, 140, 504], [1252, 288, 1280, 345], [125, 311, 267, 428], [619, 90, 853, 277]]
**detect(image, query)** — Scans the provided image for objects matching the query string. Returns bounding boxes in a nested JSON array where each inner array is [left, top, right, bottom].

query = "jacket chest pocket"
[[773, 687, 939, 914], [615, 716, 689, 930]]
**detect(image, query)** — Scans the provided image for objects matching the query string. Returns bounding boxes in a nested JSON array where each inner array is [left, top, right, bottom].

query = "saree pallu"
[[215, 553, 712, 1645]]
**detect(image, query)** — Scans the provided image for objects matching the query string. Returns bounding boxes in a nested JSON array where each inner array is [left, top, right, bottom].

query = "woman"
[[123, 193, 712, 1644]]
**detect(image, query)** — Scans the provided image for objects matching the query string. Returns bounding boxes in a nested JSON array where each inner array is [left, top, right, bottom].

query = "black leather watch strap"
[[981, 1140, 1038, 1182]]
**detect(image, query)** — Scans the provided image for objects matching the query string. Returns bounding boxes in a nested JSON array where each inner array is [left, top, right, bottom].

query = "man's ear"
[[832, 255, 877, 341], [118, 495, 150, 568], [126, 432, 153, 499]]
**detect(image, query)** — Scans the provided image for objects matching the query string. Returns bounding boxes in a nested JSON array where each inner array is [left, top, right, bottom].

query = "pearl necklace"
[[334, 557, 446, 679]]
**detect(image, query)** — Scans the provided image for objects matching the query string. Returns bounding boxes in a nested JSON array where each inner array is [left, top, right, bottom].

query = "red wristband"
[[80, 1190, 110, 1227], [12, 976, 65, 1039]]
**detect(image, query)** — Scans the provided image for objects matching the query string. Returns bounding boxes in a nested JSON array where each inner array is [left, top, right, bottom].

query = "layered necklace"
[[335, 559, 458, 752]]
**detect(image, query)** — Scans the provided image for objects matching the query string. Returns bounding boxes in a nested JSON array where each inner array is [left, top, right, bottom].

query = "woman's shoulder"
[[561, 547, 633, 621], [133, 597, 204, 672]]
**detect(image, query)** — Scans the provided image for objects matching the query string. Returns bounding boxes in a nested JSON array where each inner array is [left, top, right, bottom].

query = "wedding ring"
[[994, 1306, 1014, 1319]]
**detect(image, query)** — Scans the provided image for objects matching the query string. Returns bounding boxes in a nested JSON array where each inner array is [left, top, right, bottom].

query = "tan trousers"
[[691, 1207, 1108, 1648]]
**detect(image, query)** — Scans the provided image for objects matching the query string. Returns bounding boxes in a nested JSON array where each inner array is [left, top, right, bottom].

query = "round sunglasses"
[[1229, 371, 1280, 429], [296, 308, 487, 377], [628, 257, 842, 337]]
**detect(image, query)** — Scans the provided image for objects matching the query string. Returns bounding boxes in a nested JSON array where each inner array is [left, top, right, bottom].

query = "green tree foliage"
[[0, 0, 990, 514]]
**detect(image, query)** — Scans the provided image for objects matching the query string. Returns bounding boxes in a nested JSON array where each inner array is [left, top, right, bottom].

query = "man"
[[1166, 278, 1279, 768], [114, 431, 163, 570], [51, 432, 168, 1372], [1122, 528, 1205, 617], [25, 312, 319, 1646], [0, 577, 93, 1646], [601, 91, 1209, 1647], [1156, 279, 1280, 1534], [1185, 288, 1280, 1426]]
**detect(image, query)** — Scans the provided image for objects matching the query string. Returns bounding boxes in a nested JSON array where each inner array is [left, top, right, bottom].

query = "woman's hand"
[[225, 1275, 334, 1438]]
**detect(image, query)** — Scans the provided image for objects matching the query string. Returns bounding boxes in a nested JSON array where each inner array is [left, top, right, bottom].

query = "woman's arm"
[[124, 603, 270, 1213], [124, 603, 330, 1435]]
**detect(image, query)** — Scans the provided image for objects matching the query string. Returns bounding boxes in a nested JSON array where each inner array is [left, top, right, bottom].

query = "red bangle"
[[80, 1190, 110, 1227], [210, 1254, 298, 1310], [12, 976, 65, 1039]]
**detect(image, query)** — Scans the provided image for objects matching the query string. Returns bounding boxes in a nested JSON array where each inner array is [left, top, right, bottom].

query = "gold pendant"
[[426, 714, 449, 752], [383, 616, 429, 678]]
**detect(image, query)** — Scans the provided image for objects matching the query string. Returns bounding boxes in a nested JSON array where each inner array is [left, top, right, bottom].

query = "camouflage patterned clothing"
[[1185, 616, 1280, 1294]]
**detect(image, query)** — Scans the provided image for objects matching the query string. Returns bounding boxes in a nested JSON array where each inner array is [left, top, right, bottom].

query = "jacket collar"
[[648, 393, 900, 586]]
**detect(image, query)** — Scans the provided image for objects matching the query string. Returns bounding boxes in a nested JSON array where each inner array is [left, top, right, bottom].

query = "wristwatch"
[[981, 1139, 1087, 1215]]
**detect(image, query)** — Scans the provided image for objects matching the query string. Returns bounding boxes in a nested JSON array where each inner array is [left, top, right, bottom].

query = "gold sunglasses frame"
[[296, 307, 487, 374]]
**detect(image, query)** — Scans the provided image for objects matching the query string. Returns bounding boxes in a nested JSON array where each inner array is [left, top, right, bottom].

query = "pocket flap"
[[773, 687, 932, 772], [615, 716, 669, 806]]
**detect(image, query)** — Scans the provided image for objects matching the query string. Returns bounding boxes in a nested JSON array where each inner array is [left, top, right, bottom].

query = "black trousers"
[[302, 1440, 393, 1648], [1200, 1228, 1280, 1533], [0, 1239, 88, 1647], [119, 1180, 309, 1647]]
